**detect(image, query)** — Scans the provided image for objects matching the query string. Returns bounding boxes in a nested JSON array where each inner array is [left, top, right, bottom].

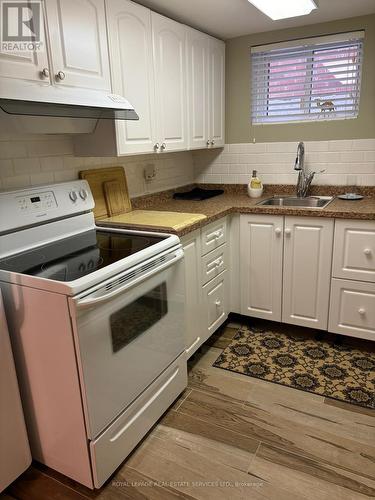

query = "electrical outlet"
[[144, 164, 156, 181]]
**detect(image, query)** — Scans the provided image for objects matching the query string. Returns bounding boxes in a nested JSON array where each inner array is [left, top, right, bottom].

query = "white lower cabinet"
[[283, 217, 334, 330], [203, 271, 228, 335], [182, 217, 229, 358], [329, 219, 375, 340], [240, 214, 334, 330], [332, 219, 375, 283], [240, 215, 283, 321], [329, 279, 375, 340], [181, 231, 205, 357]]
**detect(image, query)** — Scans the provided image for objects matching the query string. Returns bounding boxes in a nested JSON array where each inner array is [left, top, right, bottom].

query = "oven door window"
[[110, 282, 168, 353]]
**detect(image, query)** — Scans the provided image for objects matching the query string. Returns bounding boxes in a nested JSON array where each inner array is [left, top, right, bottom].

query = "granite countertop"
[[98, 184, 375, 236]]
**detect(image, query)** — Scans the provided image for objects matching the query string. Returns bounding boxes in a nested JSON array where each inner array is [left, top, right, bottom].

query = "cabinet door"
[[240, 215, 283, 321], [106, 0, 157, 155], [203, 271, 228, 338], [0, 3, 50, 86], [181, 231, 204, 358], [45, 0, 111, 91], [152, 13, 188, 152], [283, 217, 334, 330], [208, 37, 225, 148], [187, 28, 209, 150]]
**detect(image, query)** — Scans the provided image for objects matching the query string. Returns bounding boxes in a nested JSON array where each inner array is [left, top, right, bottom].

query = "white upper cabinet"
[[283, 217, 334, 330], [187, 28, 209, 150], [186, 30, 225, 150], [240, 215, 283, 321], [106, 0, 157, 154], [0, 2, 50, 85], [45, 0, 111, 91], [208, 37, 225, 148], [152, 12, 188, 152]]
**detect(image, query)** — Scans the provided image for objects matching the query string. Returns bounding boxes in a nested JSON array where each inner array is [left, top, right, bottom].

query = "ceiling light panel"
[[248, 0, 317, 20]]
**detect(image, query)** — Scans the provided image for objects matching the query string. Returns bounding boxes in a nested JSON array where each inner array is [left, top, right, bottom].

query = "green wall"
[[225, 15, 375, 143]]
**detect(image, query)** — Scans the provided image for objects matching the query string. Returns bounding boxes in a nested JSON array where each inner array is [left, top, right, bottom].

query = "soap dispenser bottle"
[[247, 170, 264, 198]]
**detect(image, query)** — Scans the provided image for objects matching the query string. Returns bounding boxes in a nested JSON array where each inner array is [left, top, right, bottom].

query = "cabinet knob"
[[211, 140, 215, 146], [358, 308, 366, 315], [154, 143, 160, 151], [56, 70, 66, 81], [214, 231, 222, 239], [40, 67, 50, 79], [161, 142, 166, 150], [206, 140, 211, 147], [285, 228, 292, 235], [275, 227, 282, 235], [215, 300, 222, 307], [364, 248, 372, 256]]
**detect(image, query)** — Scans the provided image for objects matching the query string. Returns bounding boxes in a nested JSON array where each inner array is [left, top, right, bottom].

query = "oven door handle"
[[74, 249, 183, 310]]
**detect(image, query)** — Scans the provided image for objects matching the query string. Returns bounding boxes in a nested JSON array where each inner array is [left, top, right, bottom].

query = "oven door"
[[69, 247, 185, 438]]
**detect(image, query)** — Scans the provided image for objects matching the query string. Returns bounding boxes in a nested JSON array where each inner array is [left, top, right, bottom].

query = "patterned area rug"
[[213, 324, 375, 409]]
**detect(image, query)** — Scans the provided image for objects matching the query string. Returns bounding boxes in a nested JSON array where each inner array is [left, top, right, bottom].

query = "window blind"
[[251, 32, 364, 125]]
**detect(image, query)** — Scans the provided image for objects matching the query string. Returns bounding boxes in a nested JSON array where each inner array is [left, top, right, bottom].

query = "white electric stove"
[[0, 181, 187, 488]]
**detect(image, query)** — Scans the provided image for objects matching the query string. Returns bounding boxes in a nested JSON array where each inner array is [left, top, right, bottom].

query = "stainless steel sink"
[[256, 196, 334, 209]]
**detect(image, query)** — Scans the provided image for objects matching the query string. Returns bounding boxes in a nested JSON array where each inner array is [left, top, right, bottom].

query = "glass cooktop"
[[0, 229, 165, 282]]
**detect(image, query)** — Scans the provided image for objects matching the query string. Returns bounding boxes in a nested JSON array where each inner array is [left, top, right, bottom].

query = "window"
[[251, 31, 364, 124]]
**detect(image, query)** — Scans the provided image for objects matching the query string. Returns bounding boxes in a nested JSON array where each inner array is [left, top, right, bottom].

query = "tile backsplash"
[[0, 134, 194, 197], [1, 136, 375, 196], [194, 139, 375, 186]]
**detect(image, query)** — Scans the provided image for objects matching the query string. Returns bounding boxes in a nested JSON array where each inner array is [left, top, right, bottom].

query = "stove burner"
[[0, 230, 166, 282]]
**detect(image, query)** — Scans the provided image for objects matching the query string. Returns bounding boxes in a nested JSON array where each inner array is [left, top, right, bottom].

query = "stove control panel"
[[17, 191, 58, 213], [0, 180, 95, 234]]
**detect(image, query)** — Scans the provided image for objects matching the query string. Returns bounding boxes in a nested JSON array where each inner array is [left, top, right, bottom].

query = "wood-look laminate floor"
[[3, 318, 375, 500]]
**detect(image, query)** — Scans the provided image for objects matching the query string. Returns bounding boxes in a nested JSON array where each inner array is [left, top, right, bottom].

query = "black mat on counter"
[[173, 187, 224, 201]]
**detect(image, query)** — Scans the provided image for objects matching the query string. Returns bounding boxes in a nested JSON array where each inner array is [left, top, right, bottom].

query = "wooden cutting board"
[[79, 167, 132, 219], [102, 210, 207, 231]]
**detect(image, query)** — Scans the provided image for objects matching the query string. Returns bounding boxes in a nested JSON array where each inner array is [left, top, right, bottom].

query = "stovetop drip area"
[[0, 229, 165, 282]]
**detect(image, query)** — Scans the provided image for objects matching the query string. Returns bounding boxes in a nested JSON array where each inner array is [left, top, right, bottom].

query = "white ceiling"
[[135, 0, 375, 39]]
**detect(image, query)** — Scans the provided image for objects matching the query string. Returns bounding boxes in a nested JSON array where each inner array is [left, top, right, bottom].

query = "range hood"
[[0, 83, 139, 134]]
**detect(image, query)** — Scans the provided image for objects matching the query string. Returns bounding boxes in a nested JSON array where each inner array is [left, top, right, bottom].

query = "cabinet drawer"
[[202, 270, 228, 336], [201, 218, 227, 255], [201, 244, 228, 285], [90, 354, 187, 488], [333, 220, 375, 282], [329, 279, 375, 340]]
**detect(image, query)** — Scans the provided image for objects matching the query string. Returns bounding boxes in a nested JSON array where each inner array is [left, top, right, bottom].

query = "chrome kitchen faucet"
[[294, 141, 324, 197]]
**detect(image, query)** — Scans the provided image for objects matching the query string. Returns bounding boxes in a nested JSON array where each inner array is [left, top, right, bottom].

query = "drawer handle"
[[206, 230, 223, 243], [358, 308, 366, 316], [215, 299, 222, 307], [186, 336, 201, 354], [109, 367, 180, 442], [364, 248, 372, 256]]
